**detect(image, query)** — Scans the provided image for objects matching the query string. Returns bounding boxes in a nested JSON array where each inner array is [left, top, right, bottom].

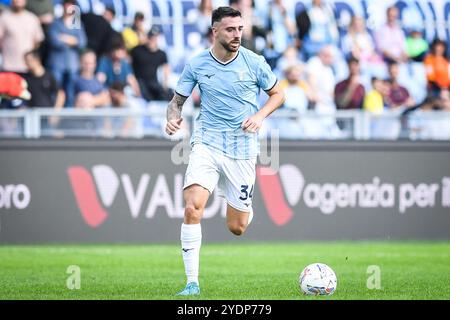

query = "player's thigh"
[[183, 144, 220, 215], [221, 157, 256, 213], [184, 144, 220, 193]]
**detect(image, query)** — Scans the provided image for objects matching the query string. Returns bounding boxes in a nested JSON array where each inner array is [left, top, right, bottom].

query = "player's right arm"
[[165, 92, 188, 135], [166, 61, 197, 136]]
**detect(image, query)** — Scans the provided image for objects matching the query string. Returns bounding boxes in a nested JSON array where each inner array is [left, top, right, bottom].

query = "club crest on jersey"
[[237, 69, 246, 81]]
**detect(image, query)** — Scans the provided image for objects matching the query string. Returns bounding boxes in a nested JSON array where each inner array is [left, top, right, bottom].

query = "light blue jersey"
[[176, 46, 277, 160]]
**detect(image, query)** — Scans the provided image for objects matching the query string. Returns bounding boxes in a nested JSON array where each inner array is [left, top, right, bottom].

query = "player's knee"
[[227, 221, 247, 236], [184, 202, 204, 223]]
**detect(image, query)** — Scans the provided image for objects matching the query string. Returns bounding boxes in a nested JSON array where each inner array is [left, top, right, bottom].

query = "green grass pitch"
[[0, 242, 449, 300]]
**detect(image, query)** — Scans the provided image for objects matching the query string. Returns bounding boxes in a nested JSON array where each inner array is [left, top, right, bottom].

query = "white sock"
[[180, 223, 202, 285]]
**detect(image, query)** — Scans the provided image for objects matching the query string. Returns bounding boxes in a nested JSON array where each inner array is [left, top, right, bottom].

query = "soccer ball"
[[299, 263, 337, 296]]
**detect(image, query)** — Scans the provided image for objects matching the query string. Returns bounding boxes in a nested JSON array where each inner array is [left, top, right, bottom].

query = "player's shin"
[[180, 223, 202, 285]]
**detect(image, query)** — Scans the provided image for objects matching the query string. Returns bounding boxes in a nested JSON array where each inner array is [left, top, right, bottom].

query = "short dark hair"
[[387, 5, 398, 14], [110, 41, 125, 52], [347, 56, 359, 65], [134, 12, 145, 21], [387, 60, 399, 68], [430, 38, 448, 56], [371, 76, 381, 84], [109, 82, 126, 92], [63, 0, 77, 5], [211, 6, 241, 26], [147, 26, 160, 38], [105, 6, 116, 17], [80, 48, 96, 58]]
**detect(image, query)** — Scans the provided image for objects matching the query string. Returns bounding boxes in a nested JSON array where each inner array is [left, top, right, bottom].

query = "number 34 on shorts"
[[239, 185, 254, 203], [236, 184, 254, 210]]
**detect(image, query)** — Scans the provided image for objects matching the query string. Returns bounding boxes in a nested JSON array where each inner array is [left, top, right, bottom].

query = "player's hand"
[[165, 118, 183, 135], [241, 114, 263, 133], [59, 34, 78, 47]]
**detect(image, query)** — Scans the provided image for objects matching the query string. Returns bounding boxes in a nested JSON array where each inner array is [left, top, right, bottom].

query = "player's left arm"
[[242, 82, 285, 133]]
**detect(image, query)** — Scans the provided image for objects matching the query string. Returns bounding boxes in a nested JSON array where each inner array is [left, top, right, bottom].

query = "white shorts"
[[183, 143, 256, 212]]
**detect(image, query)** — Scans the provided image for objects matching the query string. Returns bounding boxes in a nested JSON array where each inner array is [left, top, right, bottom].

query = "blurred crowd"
[[0, 0, 450, 139]]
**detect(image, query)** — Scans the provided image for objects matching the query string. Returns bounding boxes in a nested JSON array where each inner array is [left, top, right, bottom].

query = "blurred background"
[[0, 0, 449, 244], [1, 0, 450, 140]]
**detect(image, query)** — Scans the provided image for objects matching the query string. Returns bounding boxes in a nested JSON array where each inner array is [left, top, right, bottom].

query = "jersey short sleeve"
[[175, 63, 197, 97], [257, 56, 277, 91]]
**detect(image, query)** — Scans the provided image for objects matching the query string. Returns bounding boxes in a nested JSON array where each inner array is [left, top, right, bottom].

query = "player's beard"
[[221, 38, 241, 53]]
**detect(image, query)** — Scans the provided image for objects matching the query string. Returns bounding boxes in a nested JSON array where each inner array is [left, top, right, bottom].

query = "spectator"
[[305, 45, 342, 138], [274, 45, 302, 78], [23, 49, 65, 131], [407, 90, 450, 140], [25, 1, 54, 29], [403, 35, 428, 104], [276, 64, 311, 139], [364, 75, 402, 139], [73, 50, 110, 109], [341, 15, 381, 64], [424, 39, 450, 97], [233, 0, 267, 54], [261, 33, 282, 70], [385, 61, 415, 109], [440, 89, 450, 111], [267, 0, 296, 55], [375, 6, 408, 64], [131, 27, 172, 101], [334, 58, 365, 110], [23, 49, 65, 109], [109, 82, 128, 108], [0, 0, 44, 73], [405, 29, 428, 62], [203, 26, 214, 50], [296, 0, 339, 60], [122, 12, 147, 51], [47, 0, 87, 107], [306, 45, 336, 114], [363, 77, 388, 115], [279, 63, 312, 113], [59, 53, 108, 135], [103, 82, 142, 138], [101, 6, 123, 49], [81, 7, 120, 58], [25, 0, 54, 64], [103, 6, 115, 25], [96, 43, 141, 97], [196, 0, 213, 37]]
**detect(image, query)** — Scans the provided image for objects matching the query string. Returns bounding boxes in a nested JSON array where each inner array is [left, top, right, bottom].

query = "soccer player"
[[165, 6, 285, 296]]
